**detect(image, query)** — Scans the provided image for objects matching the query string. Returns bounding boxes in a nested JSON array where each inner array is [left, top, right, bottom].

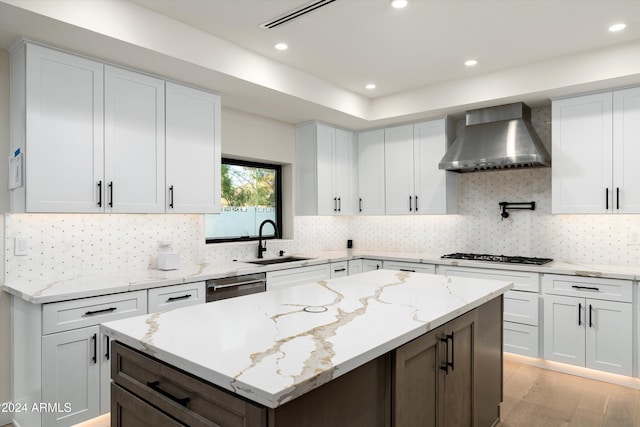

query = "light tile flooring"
[[498, 359, 640, 426], [3, 361, 640, 427]]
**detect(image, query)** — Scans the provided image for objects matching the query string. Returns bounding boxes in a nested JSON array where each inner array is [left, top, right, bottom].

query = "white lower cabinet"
[[330, 261, 348, 278], [542, 274, 633, 376], [362, 259, 383, 272], [347, 260, 362, 275], [382, 260, 435, 274], [266, 264, 331, 291], [543, 294, 632, 376], [147, 281, 205, 313]]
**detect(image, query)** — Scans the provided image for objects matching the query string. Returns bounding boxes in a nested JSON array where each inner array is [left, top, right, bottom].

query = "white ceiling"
[[1, 0, 639, 129]]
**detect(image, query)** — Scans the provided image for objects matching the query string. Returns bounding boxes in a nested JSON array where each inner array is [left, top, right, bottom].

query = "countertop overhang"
[[101, 270, 513, 408]]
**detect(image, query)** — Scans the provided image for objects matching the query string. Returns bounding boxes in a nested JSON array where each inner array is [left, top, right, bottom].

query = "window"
[[205, 158, 281, 243]]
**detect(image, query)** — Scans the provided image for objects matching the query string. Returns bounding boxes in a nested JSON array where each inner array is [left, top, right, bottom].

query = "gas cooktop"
[[441, 253, 553, 265]]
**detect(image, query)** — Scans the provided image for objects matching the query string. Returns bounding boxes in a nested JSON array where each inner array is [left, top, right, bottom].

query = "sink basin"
[[247, 256, 313, 265]]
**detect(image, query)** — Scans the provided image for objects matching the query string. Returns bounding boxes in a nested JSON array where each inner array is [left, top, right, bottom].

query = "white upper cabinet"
[[296, 122, 356, 215], [385, 118, 457, 215], [16, 43, 105, 212], [165, 82, 221, 213], [357, 129, 385, 215], [104, 65, 165, 213], [552, 87, 640, 214]]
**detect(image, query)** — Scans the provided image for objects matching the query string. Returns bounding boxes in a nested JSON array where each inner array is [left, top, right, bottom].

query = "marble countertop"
[[101, 269, 513, 408], [3, 249, 640, 304]]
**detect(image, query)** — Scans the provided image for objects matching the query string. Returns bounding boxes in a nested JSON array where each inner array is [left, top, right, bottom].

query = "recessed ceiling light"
[[365, 83, 376, 90], [274, 43, 288, 50], [391, 0, 408, 9], [609, 23, 627, 32], [465, 59, 478, 67]]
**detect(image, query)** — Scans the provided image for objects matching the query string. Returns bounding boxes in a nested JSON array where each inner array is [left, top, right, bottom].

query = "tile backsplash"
[[4, 106, 640, 284]]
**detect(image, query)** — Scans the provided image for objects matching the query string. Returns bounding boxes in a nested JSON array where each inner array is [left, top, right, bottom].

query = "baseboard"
[[505, 352, 640, 390]]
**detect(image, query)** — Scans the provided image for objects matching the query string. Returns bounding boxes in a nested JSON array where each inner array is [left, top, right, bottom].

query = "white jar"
[[156, 241, 179, 270]]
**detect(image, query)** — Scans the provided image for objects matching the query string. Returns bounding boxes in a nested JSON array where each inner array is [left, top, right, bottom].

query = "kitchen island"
[[102, 269, 512, 427]]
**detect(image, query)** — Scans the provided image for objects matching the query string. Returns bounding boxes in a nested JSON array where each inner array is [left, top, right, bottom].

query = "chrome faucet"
[[257, 219, 279, 259]]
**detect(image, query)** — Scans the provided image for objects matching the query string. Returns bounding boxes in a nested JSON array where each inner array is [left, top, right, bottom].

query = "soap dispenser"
[[156, 241, 180, 270]]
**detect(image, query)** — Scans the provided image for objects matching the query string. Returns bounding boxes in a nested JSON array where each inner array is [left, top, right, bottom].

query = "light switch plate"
[[14, 237, 28, 256]]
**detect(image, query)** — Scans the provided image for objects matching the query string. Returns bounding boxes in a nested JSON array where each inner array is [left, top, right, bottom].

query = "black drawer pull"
[[97, 181, 102, 207], [399, 269, 415, 272], [439, 336, 449, 374], [578, 303, 582, 326], [105, 335, 110, 361], [571, 285, 600, 292], [589, 304, 593, 328], [166, 294, 191, 302], [91, 333, 97, 364], [85, 307, 117, 316], [147, 381, 190, 407], [334, 268, 346, 273]]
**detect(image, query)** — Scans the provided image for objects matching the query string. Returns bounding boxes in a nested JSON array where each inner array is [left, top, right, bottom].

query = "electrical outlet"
[[14, 237, 28, 256]]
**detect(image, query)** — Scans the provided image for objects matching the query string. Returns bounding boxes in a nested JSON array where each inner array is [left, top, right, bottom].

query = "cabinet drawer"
[[542, 274, 632, 302], [266, 264, 330, 291], [382, 260, 435, 274], [436, 265, 540, 292], [43, 291, 147, 334], [330, 261, 348, 278], [503, 322, 539, 357], [148, 282, 205, 313], [111, 384, 184, 427], [504, 290, 538, 326], [112, 342, 266, 427]]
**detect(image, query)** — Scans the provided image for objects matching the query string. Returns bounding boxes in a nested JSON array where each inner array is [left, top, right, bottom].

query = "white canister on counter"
[[156, 241, 180, 270]]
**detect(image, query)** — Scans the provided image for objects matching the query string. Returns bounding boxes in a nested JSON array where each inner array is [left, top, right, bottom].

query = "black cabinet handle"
[[409, 196, 413, 212], [376, 264, 380, 270], [578, 303, 582, 326], [333, 197, 337, 212], [415, 195, 419, 212], [571, 285, 600, 292], [447, 332, 454, 371], [169, 185, 174, 209], [92, 333, 97, 364], [399, 268, 415, 272], [606, 188, 609, 210], [338, 197, 341, 212], [439, 336, 449, 374], [359, 198, 363, 212], [108, 182, 114, 208], [616, 187, 620, 210], [166, 294, 191, 302], [334, 268, 346, 273], [85, 307, 117, 316], [97, 181, 102, 207], [589, 304, 593, 328], [105, 335, 110, 361], [147, 381, 190, 407]]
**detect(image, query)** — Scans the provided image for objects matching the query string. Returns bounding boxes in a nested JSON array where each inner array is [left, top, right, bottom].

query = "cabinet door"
[[552, 93, 613, 213], [394, 327, 441, 427], [613, 87, 640, 213], [543, 294, 585, 367], [414, 120, 457, 214], [357, 129, 386, 215], [362, 259, 383, 272], [585, 299, 632, 376], [104, 66, 165, 213], [384, 124, 414, 215], [334, 128, 356, 215], [42, 326, 100, 427], [441, 309, 476, 427], [25, 44, 104, 212], [316, 124, 336, 215], [347, 260, 363, 275], [165, 82, 221, 213]]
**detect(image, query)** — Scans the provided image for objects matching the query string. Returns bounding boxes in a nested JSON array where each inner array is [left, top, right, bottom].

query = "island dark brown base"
[[111, 296, 503, 427]]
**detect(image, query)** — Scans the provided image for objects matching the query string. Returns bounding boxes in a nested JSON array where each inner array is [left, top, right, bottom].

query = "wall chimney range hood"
[[439, 102, 550, 172]]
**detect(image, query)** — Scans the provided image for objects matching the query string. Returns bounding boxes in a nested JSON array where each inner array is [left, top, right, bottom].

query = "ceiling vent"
[[259, 0, 336, 29]]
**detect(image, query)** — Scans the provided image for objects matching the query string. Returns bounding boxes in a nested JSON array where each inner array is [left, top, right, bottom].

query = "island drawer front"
[[436, 265, 540, 292], [112, 342, 266, 427], [542, 274, 632, 302], [148, 282, 205, 313], [503, 290, 538, 326], [43, 291, 148, 335], [111, 384, 185, 427], [382, 260, 435, 274]]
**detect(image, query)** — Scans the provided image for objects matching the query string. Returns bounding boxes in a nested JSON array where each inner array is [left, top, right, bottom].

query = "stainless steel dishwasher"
[[205, 272, 266, 302]]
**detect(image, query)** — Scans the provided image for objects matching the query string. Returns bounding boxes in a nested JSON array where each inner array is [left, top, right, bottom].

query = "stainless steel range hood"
[[439, 102, 550, 172]]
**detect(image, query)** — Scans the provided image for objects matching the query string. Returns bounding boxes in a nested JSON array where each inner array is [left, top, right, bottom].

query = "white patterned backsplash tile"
[[4, 106, 640, 284]]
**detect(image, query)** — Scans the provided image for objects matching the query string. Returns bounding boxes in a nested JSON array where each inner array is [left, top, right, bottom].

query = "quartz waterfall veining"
[[101, 270, 512, 408]]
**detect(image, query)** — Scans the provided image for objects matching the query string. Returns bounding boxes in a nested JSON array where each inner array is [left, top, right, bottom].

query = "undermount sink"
[[247, 256, 314, 265]]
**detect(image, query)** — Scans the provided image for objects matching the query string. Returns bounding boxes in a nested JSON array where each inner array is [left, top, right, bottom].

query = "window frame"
[[206, 157, 282, 244]]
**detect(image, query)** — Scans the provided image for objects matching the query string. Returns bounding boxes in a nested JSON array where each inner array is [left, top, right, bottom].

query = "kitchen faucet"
[[257, 219, 279, 258]]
